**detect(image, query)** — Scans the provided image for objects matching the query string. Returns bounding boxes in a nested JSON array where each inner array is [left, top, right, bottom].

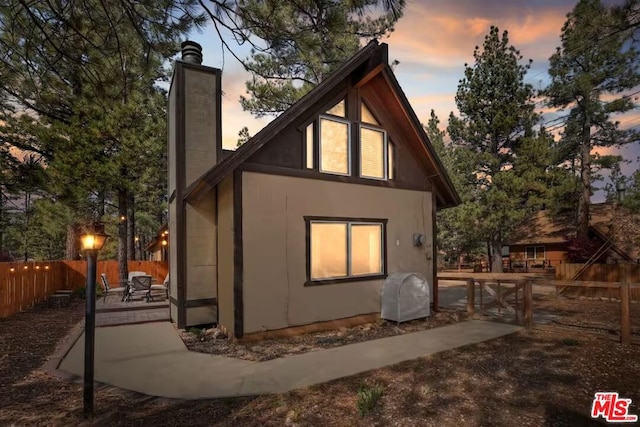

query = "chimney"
[[181, 40, 203, 64], [167, 40, 221, 329]]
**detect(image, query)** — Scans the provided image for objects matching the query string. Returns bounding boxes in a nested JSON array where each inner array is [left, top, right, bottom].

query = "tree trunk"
[[65, 223, 79, 260], [118, 188, 129, 286], [491, 241, 503, 273], [127, 192, 135, 260], [577, 116, 591, 241]]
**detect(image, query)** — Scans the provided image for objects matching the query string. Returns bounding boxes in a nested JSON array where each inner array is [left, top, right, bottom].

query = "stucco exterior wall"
[[241, 171, 434, 334], [183, 67, 218, 188], [184, 190, 217, 325], [217, 176, 235, 336]]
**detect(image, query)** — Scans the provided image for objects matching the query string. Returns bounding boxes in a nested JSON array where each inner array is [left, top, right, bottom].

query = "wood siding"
[[244, 77, 434, 193], [1, 261, 168, 318], [509, 243, 568, 267]]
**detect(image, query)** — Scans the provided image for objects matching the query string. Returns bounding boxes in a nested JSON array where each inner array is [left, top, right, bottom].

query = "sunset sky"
[[187, 0, 639, 200]]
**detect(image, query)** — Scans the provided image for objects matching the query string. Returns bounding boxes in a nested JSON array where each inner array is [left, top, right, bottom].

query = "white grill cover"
[[381, 272, 430, 322]]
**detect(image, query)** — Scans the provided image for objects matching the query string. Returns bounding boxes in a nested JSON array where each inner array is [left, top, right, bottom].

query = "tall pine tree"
[[545, 0, 640, 240], [448, 26, 539, 272]]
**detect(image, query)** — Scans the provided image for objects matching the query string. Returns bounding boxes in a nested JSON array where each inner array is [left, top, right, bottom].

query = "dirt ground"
[[0, 296, 639, 426], [179, 310, 469, 361]]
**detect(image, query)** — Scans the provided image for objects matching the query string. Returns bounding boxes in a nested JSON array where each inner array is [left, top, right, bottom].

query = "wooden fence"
[[0, 260, 168, 318], [556, 263, 640, 300]]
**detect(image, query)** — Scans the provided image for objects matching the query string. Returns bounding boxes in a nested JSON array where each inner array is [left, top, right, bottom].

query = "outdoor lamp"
[[79, 224, 109, 418], [80, 230, 108, 251], [617, 180, 626, 202]]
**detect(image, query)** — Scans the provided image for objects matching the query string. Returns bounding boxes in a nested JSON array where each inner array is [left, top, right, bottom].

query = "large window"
[[304, 98, 394, 181], [306, 217, 386, 283], [319, 117, 350, 175], [525, 246, 545, 260]]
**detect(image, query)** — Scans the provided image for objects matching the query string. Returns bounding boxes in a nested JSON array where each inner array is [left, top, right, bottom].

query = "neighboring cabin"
[[506, 203, 640, 269], [167, 40, 460, 339]]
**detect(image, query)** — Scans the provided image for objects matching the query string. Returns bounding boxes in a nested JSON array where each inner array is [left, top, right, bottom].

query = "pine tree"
[[448, 26, 539, 272], [545, 0, 640, 240], [213, 0, 405, 117]]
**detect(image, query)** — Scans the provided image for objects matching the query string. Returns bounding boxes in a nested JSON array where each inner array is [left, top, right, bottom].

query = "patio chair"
[[100, 274, 128, 303], [149, 273, 169, 301], [128, 271, 147, 282], [130, 275, 153, 303]]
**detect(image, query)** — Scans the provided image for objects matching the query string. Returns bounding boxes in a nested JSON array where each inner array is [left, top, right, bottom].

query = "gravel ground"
[[0, 296, 638, 426]]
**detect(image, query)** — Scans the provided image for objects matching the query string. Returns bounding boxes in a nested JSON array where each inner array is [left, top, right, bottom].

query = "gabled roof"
[[184, 40, 460, 208], [507, 204, 640, 261]]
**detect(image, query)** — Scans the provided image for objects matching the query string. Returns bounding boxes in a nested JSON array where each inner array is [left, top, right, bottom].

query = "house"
[[145, 224, 169, 261], [506, 204, 640, 268], [166, 40, 460, 339]]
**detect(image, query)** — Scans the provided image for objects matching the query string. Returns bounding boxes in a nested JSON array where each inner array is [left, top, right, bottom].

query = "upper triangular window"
[[326, 99, 346, 117], [361, 102, 379, 125]]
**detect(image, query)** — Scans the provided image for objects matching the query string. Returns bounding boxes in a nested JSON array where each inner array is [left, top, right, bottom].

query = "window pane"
[[320, 118, 350, 174], [360, 127, 385, 179], [351, 224, 382, 275], [306, 123, 314, 169], [536, 246, 545, 260], [388, 142, 394, 179], [326, 99, 346, 117], [361, 102, 379, 125], [526, 247, 535, 259], [311, 223, 347, 279]]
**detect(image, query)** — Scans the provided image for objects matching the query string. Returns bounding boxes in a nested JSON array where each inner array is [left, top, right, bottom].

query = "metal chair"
[[130, 275, 153, 302], [99, 274, 128, 303]]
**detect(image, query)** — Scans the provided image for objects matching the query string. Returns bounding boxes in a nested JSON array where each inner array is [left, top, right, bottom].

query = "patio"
[[96, 296, 169, 327]]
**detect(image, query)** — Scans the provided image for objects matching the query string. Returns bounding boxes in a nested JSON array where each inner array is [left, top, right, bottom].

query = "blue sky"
[[186, 0, 639, 200]]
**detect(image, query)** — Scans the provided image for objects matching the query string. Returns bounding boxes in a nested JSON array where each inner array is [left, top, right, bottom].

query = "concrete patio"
[[57, 319, 522, 399]]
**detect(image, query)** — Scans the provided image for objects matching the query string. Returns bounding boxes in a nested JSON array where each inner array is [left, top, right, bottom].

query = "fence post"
[[466, 279, 475, 316], [620, 283, 631, 344], [523, 280, 533, 329]]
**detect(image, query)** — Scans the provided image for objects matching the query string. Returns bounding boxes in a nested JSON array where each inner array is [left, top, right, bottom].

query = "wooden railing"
[[437, 272, 639, 344], [0, 260, 168, 318]]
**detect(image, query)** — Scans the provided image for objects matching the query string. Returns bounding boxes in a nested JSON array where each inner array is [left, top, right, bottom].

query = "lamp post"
[[79, 224, 108, 418]]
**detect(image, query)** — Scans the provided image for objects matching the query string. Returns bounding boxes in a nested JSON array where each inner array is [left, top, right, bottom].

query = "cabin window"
[[361, 102, 379, 125], [306, 217, 386, 283], [326, 99, 346, 117], [360, 126, 387, 179], [525, 246, 545, 260], [305, 97, 394, 181], [319, 116, 350, 175], [305, 122, 314, 169]]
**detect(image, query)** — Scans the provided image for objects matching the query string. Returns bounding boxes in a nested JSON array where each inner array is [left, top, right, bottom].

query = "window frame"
[[359, 124, 388, 180], [525, 245, 545, 260], [318, 115, 352, 176], [304, 216, 388, 286]]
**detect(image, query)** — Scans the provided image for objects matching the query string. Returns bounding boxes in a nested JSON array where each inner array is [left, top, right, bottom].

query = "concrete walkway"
[[58, 320, 521, 399]]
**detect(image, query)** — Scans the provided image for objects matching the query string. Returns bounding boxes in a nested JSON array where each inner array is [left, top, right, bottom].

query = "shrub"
[[357, 384, 383, 416]]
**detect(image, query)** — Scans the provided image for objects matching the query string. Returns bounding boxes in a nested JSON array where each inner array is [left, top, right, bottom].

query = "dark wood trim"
[[214, 185, 219, 322], [168, 190, 176, 204], [240, 162, 428, 192], [305, 274, 388, 287], [304, 216, 388, 286], [174, 62, 187, 329], [215, 71, 223, 164], [185, 298, 218, 308], [240, 312, 380, 342], [432, 190, 438, 312], [170, 296, 179, 306], [233, 169, 244, 338], [304, 216, 389, 223]]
